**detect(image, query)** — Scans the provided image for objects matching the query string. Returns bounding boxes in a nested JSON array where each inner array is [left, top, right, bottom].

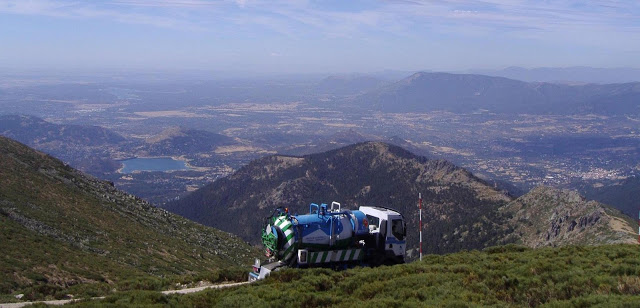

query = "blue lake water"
[[119, 157, 190, 173]]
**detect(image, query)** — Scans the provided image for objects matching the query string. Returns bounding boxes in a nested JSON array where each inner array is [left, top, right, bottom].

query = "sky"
[[1, 0, 639, 74]]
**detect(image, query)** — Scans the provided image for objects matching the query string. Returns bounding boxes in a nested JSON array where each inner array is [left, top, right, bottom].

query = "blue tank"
[[252, 202, 407, 281], [262, 203, 370, 261]]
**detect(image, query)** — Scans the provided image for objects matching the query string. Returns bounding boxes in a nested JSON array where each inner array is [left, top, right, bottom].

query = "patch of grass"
[[69, 244, 640, 307]]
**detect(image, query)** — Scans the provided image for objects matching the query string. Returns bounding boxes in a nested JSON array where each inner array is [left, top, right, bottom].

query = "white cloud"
[[0, 0, 637, 39], [0, 0, 207, 30], [234, 0, 247, 8]]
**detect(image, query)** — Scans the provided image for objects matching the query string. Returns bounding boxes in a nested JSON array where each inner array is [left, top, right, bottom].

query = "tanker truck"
[[249, 202, 406, 281]]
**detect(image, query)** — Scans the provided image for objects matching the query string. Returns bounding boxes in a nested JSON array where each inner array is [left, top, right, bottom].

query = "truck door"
[[391, 219, 404, 241], [389, 218, 406, 260], [379, 219, 387, 250]]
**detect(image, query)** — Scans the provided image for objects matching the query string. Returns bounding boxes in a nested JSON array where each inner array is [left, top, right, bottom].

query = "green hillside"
[[0, 136, 260, 301], [73, 244, 640, 307]]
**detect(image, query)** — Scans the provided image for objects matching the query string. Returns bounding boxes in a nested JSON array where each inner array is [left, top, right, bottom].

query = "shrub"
[[64, 244, 640, 307], [116, 277, 166, 291]]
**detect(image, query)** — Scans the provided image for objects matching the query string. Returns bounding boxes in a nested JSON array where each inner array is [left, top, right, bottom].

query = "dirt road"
[[0, 281, 252, 308]]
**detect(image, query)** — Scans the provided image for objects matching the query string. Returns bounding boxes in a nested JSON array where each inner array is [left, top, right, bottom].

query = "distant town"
[[1, 75, 639, 204]]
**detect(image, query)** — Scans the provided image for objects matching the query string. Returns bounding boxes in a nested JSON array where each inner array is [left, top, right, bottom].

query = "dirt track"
[[0, 281, 252, 308]]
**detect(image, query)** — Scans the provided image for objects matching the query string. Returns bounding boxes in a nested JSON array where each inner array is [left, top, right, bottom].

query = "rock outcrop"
[[500, 186, 637, 247]]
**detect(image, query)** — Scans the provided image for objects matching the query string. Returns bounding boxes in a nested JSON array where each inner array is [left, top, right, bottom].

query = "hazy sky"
[[1, 0, 639, 73]]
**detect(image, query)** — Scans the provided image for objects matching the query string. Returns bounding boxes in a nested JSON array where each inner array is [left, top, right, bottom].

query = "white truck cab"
[[359, 206, 406, 263]]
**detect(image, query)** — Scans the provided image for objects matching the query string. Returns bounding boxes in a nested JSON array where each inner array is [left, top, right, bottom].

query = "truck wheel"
[[371, 255, 386, 267]]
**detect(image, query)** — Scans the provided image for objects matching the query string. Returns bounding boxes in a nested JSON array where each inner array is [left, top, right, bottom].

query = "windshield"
[[391, 219, 404, 240], [366, 214, 380, 229]]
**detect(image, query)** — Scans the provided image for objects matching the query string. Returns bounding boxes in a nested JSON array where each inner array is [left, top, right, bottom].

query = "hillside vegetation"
[[72, 244, 640, 307], [166, 142, 637, 256], [0, 136, 259, 301], [166, 142, 514, 255]]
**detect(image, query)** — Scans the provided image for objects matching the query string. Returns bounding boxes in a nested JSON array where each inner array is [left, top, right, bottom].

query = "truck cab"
[[359, 206, 406, 264]]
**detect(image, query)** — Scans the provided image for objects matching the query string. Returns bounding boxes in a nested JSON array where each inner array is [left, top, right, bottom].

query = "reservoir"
[[119, 157, 190, 173]]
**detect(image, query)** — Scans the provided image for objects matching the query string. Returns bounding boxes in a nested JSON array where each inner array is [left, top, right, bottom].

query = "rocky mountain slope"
[[502, 187, 637, 247], [357, 72, 640, 115], [166, 142, 514, 254], [166, 142, 637, 255], [0, 136, 258, 299]]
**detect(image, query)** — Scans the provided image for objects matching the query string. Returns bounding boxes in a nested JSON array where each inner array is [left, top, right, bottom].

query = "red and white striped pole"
[[419, 193, 423, 262]]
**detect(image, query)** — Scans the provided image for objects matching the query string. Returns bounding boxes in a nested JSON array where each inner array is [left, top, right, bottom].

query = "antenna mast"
[[419, 193, 422, 261]]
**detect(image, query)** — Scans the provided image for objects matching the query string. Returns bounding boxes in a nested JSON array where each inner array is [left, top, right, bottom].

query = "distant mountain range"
[[356, 72, 640, 115], [0, 136, 258, 299], [165, 142, 636, 255], [0, 114, 127, 175], [278, 129, 435, 165], [0, 114, 264, 204], [0, 115, 242, 175], [469, 66, 640, 84], [0, 114, 125, 147], [0, 115, 241, 159]]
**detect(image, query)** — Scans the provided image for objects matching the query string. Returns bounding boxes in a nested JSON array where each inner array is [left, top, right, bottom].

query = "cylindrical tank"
[[262, 205, 370, 262], [295, 213, 353, 249]]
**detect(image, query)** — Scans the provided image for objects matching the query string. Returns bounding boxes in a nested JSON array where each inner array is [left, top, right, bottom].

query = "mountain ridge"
[[357, 72, 640, 115], [0, 114, 126, 175], [469, 66, 640, 84], [502, 186, 637, 247], [0, 114, 126, 147], [166, 141, 515, 255], [166, 141, 637, 255]]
